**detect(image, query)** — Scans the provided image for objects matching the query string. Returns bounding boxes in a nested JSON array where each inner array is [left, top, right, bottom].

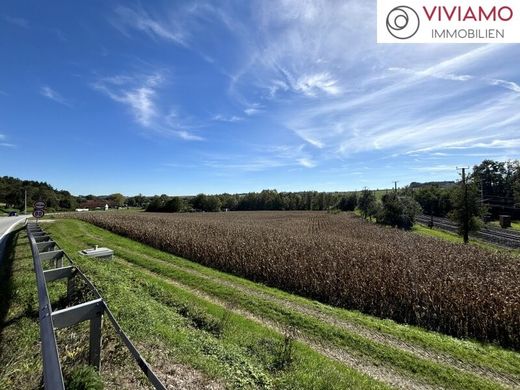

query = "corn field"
[[72, 211, 520, 349]]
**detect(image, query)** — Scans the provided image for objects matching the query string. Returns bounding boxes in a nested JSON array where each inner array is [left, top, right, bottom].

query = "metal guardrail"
[[27, 222, 166, 389]]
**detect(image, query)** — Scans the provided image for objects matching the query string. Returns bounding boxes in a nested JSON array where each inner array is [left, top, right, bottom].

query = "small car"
[[8, 211, 17, 217]]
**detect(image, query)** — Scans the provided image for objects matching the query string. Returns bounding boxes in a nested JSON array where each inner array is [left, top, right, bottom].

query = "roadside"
[[0, 216, 27, 265]]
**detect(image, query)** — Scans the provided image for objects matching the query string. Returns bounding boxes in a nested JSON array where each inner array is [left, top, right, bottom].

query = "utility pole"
[[457, 167, 469, 244], [24, 188, 27, 215], [393, 181, 399, 193]]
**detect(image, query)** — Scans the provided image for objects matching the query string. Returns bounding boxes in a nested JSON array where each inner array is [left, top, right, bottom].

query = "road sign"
[[33, 209, 45, 219], [34, 201, 46, 210]]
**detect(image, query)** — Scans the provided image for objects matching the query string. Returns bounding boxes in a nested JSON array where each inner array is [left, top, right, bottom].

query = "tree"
[[358, 189, 377, 219], [514, 178, 520, 208], [202, 196, 221, 212], [109, 193, 126, 207], [134, 193, 146, 208], [414, 185, 452, 218], [471, 160, 519, 217], [449, 174, 484, 243], [146, 196, 163, 212], [191, 194, 207, 211], [219, 193, 238, 211], [164, 197, 184, 212], [337, 193, 357, 211], [377, 194, 421, 230]]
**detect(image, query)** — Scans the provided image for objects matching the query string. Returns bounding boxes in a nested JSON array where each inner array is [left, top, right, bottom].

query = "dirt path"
[[75, 224, 520, 389]]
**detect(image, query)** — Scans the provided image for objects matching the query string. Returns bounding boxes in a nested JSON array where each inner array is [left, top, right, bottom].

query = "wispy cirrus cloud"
[[200, 144, 317, 172], [0, 133, 15, 148], [112, 5, 187, 46], [213, 114, 243, 122], [94, 74, 161, 127], [488, 79, 520, 93], [105, 1, 520, 181], [40, 86, 71, 107], [3, 15, 29, 28], [93, 72, 203, 141]]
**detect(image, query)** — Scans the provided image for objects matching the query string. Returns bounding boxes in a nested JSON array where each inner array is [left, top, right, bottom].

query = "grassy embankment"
[[2, 219, 520, 389]]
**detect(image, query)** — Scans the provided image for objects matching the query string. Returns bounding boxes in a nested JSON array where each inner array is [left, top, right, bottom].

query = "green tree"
[[192, 194, 207, 211], [163, 197, 184, 212], [109, 193, 126, 207], [146, 196, 163, 212], [358, 189, 377, 219], [337, 193, 357, 211], [377, 194, 421, 230], [203, 196, 221, 212], [449, 178, 484, 243], [414, 185, 452, 217]]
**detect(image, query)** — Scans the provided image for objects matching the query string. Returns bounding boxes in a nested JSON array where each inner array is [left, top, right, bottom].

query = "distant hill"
[[409, 181, 456, 189]]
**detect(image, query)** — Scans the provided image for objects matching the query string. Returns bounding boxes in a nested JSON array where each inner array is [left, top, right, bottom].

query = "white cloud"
[[244, 108, 261, 115], [94, 73, 203, 141], [297, 158, 317, 168], [106, 1, 520, 171], [201, 144, 316, 172], [488, 79, 520, 93], [0, 134, 15, 148], [413, 165, 457, 173], [213, 114, 243, 122], [94, 74, 160, 127], [294, 73, 340, 96], [0, 143, 15, 148], [40, 86, 71, 107], [3, 15, 29, 28], [388, 67, 473, 82], [112, 6, 186, 46]]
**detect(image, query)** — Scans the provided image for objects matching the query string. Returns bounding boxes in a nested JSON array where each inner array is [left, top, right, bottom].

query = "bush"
[[377, 194, 421, 230]]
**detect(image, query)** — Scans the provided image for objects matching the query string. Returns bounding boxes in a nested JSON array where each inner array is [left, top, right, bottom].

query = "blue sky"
[[1, 1, 519, 196]]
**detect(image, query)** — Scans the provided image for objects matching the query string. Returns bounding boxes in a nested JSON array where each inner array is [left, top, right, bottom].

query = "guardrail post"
[[89, 312, 103, 370], [67, 274, 75, 303]]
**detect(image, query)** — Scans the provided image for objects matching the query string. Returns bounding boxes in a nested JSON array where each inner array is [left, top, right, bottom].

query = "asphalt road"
[[0, 215, 27, 263]]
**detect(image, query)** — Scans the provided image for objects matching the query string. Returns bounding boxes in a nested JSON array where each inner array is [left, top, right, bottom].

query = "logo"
[[377, 0, 520, 43], [386, 6, 421, 39]]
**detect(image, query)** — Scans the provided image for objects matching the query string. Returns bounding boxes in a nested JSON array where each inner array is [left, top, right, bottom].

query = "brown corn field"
[[71, 211, 520, 349]]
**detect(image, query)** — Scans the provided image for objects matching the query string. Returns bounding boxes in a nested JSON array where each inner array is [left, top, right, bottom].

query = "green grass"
[[47, 218, 520, 389], [0, 229, 43, 388], [490, 221, 520, 231], [413, 223, 520, 257], [1, 223, 389, 389], [412, 224, 464, 243]]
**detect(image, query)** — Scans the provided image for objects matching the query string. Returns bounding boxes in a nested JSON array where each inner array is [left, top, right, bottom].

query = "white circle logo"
[[386, 6, 420, 39]]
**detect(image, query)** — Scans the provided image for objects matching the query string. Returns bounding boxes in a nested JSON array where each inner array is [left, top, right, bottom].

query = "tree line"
[[0, 176, 77, 212], [3, 159, 518, 240], [145, 190, 355, 213]]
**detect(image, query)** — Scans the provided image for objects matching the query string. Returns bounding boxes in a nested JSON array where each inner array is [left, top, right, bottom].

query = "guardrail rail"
[[27, 222, 166, 389]]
